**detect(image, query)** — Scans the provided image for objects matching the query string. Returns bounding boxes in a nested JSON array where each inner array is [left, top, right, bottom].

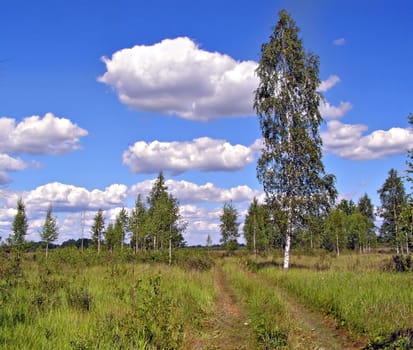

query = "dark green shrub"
[[391, 255, 412, 272], [66, 286, 92, 311], [364, 329, 413, 349]]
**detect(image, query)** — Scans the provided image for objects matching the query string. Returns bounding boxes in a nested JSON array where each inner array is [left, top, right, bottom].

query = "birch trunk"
[[283, 204, 292, 269]]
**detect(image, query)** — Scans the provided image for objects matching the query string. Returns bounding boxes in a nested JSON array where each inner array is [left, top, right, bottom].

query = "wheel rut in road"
[[191, 266, 256, 350], [249, 270, 366, 350]]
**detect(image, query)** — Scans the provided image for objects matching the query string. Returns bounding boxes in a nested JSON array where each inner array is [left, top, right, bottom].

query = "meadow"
[[0, 247, 412, 349]]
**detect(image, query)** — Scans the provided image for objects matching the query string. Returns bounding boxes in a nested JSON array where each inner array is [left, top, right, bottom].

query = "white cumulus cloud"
[[0, 113, 88, 183], [123, 137, 256, 174], [0, 154, 28, 184], [318, 75, 341, 92], [129, 179, 261, 205], [21, 182, 128, 212], [322, 120, 413, 160], [98, 37, 258, 121], [319, 100, 352, 119], [0, 112, 88, 155]]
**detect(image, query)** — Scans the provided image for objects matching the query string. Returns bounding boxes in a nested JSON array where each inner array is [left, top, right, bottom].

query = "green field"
[[0, 248, 412, 349]]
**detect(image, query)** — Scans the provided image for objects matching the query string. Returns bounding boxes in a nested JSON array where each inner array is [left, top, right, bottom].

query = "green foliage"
[[219, 201, 240, 251], [390, 254, 412, 272], [364, 329, 413, 350], [91, 209, 105, 253], [243, 198, 273, 254], [378, 169, 407, 249], [174, 249, 215, 271], [254, 10, 336, 268], [128, 194, 147, 252], [11, 198, 28, 247], [40, 205, 59, 257], [66, 285, 93, 311], [146, 172, 186, 250]]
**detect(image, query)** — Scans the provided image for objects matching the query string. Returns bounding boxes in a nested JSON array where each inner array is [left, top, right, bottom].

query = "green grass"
[[222, 259, 290, 348], [258, 254, 413, 343], [0, 251, 215, 349]]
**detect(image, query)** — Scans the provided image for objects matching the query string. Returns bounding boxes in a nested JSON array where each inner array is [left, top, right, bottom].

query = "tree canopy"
[[254, 9, 336, 268]]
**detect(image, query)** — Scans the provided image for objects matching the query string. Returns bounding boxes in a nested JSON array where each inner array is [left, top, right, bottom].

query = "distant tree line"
[[241, 166, 413, 257], [4, 172, 186, 263], [90, 172, 186, 259]]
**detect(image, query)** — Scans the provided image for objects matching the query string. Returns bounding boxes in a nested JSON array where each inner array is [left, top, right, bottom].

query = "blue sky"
[[0, 0, 412, 245]]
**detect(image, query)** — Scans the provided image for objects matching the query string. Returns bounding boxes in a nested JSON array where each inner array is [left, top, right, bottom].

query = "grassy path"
[[275, 285, 364, 349], [247, 268, 367, 350], [190, 261, 366, 349], [192, 266, 257, 350]]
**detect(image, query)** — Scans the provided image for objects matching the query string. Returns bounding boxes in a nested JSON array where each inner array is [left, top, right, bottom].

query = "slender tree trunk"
[[253, 215, 257, 258], [45, 242, 49, 259], [310, 231, 313, 250], [283, 203, 292, 269], [336, 233, 340, 257]]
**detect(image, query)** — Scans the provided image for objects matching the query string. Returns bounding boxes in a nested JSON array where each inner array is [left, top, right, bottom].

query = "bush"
[[391, 255, 412, 272], [66, 286, 93, 311]]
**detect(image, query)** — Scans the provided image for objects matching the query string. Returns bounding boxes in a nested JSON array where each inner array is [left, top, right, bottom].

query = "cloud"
[[130, 179, 262, 204], [0, 113, 88, 183], [319, 100, 352, 119], [333, 38, 346, 46], [9, 182, 128, 213], [322, 120, 413, 160], [0, 112, 88, 155], [0, 154, 28, 184], [122, 137, 256, 174], [318, 75, 341, 92], [98, 37, 258, 121]]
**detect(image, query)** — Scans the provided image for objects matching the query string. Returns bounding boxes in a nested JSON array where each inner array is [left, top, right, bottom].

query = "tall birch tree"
[[405, 113, 413, 192], [254, 10, 335, 269]]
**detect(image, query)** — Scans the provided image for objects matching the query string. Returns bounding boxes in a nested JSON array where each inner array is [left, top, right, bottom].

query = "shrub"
[[391, 255, 412, 272]]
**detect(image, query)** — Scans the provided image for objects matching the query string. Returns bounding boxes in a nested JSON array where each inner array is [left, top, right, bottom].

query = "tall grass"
[[259, 262, 413, 341], [0, 250, 215, 349]]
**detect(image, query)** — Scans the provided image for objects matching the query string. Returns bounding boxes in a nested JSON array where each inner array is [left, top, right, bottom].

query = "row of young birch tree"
[[90, 172, 186, 257]]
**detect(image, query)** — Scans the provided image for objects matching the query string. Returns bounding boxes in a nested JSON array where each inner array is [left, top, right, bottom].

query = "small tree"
[[378, 169, 407, 253], [117, 207, 129, 250], [129, 194, 147, 252], [12, 198, 28, 248], [40, 205, 58, 258], [206, 234, 212, 248], [104, 222, 116, 253], [219, 201, 240, 252], [324, 208, 347, 257], [243, 198, 271, 256], [91, 209, 105, 254], [146, 172, 185, 251], [357, 194, 376, 252]]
